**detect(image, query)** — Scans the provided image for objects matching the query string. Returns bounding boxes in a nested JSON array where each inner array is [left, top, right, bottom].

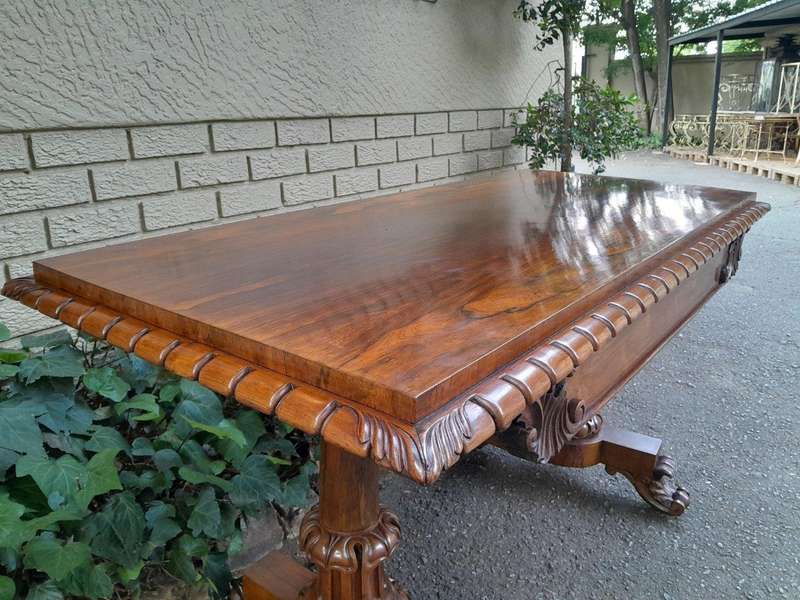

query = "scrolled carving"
[[573, 414, 604, 440], [0, 276, 40, 301], [299, 505, 401, 573], [505, 381, 586, 464], [719, 235, 744, 284], [611, 455, 690, 516]]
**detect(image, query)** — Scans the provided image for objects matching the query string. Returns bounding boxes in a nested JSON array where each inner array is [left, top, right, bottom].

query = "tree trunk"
[[622, 0, 651, 135], [654, 0, 672, 139], [561, 26, 574, 172]]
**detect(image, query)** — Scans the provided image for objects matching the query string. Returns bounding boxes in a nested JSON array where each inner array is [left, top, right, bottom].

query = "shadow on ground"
[[380, 151, 800, 600]]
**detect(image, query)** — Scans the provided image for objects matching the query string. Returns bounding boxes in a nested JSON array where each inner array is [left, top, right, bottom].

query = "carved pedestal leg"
[[243, 442, 407, 600], [299, 443, 407, 600], [551, 416, 690, 516]]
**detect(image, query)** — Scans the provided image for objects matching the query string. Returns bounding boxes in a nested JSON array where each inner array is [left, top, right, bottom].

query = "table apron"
[[565, 249, 727, 415]]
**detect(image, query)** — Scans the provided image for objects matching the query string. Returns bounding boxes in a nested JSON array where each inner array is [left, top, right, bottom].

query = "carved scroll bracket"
[[719, 236, 744, 283], [489, 381, 589, 464]]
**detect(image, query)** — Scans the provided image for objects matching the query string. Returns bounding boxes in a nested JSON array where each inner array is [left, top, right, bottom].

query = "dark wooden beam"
[[671, 32, 765, 45], [707, 30, 725, 157], [729, 17, 800, 29], [661, 46, 674, 146]]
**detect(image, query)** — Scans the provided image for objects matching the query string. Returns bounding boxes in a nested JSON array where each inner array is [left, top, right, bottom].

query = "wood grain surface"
[[32, 170, 755, 421]]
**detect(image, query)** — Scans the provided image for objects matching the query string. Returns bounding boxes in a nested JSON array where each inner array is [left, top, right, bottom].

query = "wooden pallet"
[[708, 155, 800, 186], [666, 148, 709, 162], [667, 148, 800, 187]]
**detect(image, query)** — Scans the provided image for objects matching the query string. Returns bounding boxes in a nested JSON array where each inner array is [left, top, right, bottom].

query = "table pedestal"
[[243, 442, 407, 600]]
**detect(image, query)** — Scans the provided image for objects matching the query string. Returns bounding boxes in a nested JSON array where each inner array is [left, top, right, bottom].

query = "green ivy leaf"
[[173, 381, 223, 438], [0, 406, 44, 456], [73, 449, 123, 510], [177, 467, 232, 492], [153, 448, 183, 472], [83, 367, 131, 402], [187, 487, 223, 539], [116, 354, 159, 394], [166, 545, 199, 584], [147, 516, 182, 547], [229, 455, 281, 508], [89, 492, 145, 569], [178, 533, 209, 558], [0, 348, 28, 364], [144, 502, 175, 526], [24, 580, 63, 600], [0, 448, 18, 477], [179, 440, 225, 476], [85, 426, 130, 454], [159, 383, 181, 404], [115, 393, 161, 421], [59, 563, 113, 600], [20, 329, 72, 349], [131, 437, 155, 457], [281, 462, 315, 508], [204, 551, 232, 600], [0, 574, 14, 600], [18, 346, 85, 384], [216, 411, 266, 468], [0, 493, 80, 553], [181, 417, 247, 447], [15, 454, 87, 504], [23, 535, 92, 581], [0, 364, 19, 379], [117, 560, 143, 584], [0, 323, 10, 343]]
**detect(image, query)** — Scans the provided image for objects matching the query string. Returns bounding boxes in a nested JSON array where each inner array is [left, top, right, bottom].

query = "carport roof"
[[670, 0, 800, 46]]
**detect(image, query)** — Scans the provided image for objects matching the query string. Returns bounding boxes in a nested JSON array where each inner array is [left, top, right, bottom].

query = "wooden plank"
[[242, 551, 314, 600]]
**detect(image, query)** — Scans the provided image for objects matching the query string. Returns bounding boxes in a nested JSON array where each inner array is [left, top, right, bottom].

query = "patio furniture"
[[2, 170, 769, 600]]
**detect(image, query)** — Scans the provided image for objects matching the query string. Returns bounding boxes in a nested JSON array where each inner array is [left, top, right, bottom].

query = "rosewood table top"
[[3, 170, 769, 485]]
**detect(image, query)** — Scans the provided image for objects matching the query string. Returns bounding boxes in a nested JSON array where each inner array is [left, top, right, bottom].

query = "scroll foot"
[[611, 455, 690, 517], [546, 417, 690, 517]]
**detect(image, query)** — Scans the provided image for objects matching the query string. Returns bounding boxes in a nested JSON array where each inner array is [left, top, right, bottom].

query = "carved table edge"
[[1, 201, 769, 485]]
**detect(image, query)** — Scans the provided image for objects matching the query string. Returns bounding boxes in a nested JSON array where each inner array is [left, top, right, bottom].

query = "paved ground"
[[380, 151, 800, 599]]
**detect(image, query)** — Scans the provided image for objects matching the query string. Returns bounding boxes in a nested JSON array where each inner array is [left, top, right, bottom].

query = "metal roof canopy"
[[670, 0, 800, 46]]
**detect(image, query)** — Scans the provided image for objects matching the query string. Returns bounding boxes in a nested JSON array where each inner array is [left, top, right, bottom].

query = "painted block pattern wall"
[[0, 110, 529, 335]]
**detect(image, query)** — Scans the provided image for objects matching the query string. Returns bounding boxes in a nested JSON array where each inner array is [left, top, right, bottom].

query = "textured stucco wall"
[[0, 0, 555, 338], [0, 0, 552, 130]]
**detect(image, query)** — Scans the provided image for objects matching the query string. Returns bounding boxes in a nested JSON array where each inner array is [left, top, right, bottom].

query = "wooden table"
[[2, 170, 769, 599]]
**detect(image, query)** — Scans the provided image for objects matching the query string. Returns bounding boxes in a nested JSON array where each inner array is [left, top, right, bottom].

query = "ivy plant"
[[512, 77, 644, 174], [0, 322, 316, 600]]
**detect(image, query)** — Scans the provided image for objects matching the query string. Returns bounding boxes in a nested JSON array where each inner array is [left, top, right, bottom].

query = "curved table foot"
[[610, 454, 690, 516], [494, 413, 691, 517]]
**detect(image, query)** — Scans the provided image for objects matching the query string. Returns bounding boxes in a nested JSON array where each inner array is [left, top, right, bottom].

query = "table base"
[[244, 415, 688, 600]]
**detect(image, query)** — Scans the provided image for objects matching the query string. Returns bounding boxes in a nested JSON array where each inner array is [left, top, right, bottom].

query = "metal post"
[[661, 45, 674, 146], [707, 30, 725, 157]]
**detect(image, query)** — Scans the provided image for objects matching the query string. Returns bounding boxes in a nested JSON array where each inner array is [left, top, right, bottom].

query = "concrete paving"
[[380, 151, 800, 600]]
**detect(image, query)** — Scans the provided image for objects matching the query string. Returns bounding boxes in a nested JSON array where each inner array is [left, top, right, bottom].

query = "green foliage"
[[515, 0, 585, 49], [0, 323, 316, 599], [586, 0, 766, 77], [512, 77, 644, 174]]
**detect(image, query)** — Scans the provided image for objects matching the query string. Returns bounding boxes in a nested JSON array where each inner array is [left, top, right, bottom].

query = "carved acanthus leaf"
[[299, 505, 401, 573]]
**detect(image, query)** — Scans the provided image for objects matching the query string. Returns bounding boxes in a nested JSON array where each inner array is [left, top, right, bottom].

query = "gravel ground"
[[380, 151, 800, 600]]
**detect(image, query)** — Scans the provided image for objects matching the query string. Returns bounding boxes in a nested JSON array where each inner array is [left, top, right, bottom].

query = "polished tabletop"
[[35, 170, 754, 422]]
